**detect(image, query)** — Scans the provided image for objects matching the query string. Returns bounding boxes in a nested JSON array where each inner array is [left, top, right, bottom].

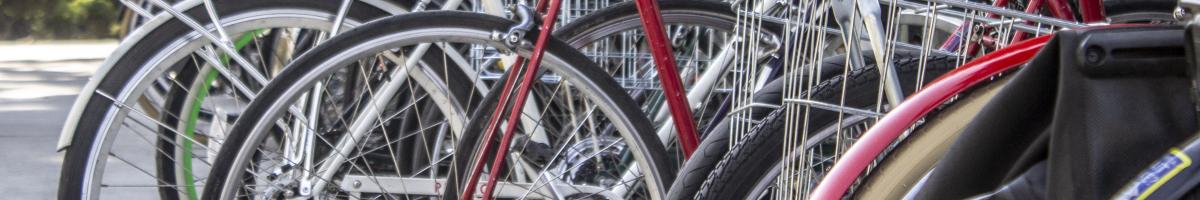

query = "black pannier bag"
[[915, 25, 1200, 199]]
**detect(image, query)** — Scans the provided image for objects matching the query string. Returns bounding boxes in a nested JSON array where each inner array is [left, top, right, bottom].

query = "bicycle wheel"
[[556, 0, 785, 160], [667, 50, 928, 199], [551, 3, 804, 198], [201, 11, 673, 199], [693, 54, 958, 199], [677, 2, 969, 198], [58, 0, 403, 198]]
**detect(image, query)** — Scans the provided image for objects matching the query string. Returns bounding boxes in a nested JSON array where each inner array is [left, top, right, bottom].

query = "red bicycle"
[[195, 0, 756, 198], [684, 0, 1186, 199]]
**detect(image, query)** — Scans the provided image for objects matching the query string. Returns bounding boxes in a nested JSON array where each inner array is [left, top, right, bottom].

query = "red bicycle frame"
[[939, 0, 1102, 54], [460, 0, 699, 198], [813, 0, 1106, 198]]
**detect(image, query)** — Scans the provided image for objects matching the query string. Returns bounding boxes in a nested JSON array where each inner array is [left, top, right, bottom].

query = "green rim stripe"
[[181, 29, 266, 200]]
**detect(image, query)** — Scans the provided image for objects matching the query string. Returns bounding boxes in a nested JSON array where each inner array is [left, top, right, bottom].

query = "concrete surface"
[[0, 41, 111, 199], [0, 40, 119, 62]]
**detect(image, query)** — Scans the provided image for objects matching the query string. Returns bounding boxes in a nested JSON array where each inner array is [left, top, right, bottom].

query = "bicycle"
[[63, 0, 796, 198], [57, 0, 416, 199], [680, 0, 1137, 198], [190, 0, 1074, 198], [697, 0, 1187, 199], [189, 0, 854, 197], [86, 0, 1102, 198], [60, 0, 624, 198]]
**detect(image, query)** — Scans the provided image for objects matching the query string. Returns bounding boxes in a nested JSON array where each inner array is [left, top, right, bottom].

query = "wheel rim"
[[209, 20, 667, 199], [76, 10, 367, 199]]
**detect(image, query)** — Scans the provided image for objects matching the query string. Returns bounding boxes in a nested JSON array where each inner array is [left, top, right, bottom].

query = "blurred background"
[[1, 0, 122, 198], [1, 0, 120, 40]]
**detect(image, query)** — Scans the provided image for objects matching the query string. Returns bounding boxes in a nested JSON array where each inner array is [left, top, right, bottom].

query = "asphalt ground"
[[0, 41, 114, 199]]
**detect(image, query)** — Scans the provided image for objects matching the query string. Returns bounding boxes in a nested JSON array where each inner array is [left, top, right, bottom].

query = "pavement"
[[0, 41, 113, 199], [0, 41, 119, 62]]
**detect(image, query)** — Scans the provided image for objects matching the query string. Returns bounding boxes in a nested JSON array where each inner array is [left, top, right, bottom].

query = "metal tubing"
[[309, 44, 430, 195], [1011, 0, 1047, 41], [859, 0, 908, 106], [306, 0, 466, 195], [460, 58, 524, 200], [201, 0, 232, 46], [145, 0, 270, 85], [331, 0, 353, 35], [926, 0, 1080, 28], [1041, 0, 1079, 21], [476, 0, 568, 198], [634, 0, 700, 158], [1077, 0, 1105, 23]]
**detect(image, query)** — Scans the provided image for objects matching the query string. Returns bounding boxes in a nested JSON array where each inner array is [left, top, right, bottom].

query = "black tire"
[[59, 0, 391, 199], [693, 54, 958, 199], [155, 51, 206, 200], [154, 28, 328, 200], [555, 0, 783, 46], [200, 12, 673, 199], [549, 3, 792, 199], [551, 3, 788, 199], [556, 0, 786, 144], [667, 51, 923, 200]]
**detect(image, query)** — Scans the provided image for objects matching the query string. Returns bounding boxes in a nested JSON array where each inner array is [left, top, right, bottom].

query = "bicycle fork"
[[462, 0, 701, 198], [460, 1, 564, 199]]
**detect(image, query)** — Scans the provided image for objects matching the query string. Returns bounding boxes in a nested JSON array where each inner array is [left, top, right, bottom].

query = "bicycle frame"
[[632, 0, 703, 154], [813, 0, 1106, 197], [458, 0, 1101, 198], [461, 0, 699, 199], [89, 0, 705, 198], [937, 0, 1099, 54]]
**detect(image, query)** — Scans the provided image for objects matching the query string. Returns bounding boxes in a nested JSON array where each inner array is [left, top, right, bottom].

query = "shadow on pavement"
[[0, 59, 98, 199]]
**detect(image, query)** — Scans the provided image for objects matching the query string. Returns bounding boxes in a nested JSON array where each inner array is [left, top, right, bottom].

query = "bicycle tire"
[[200, 11, 673, 199], [551, 2, 799, 198], [668, 50, 922, 200], [59, 0, 393, 198], [557, 0, 786, 147], [694, 54, 958, 199], [555, 0, 783, 46]]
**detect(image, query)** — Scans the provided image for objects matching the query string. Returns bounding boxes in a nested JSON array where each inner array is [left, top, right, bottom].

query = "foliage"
[[0, 0, 120, 40]]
